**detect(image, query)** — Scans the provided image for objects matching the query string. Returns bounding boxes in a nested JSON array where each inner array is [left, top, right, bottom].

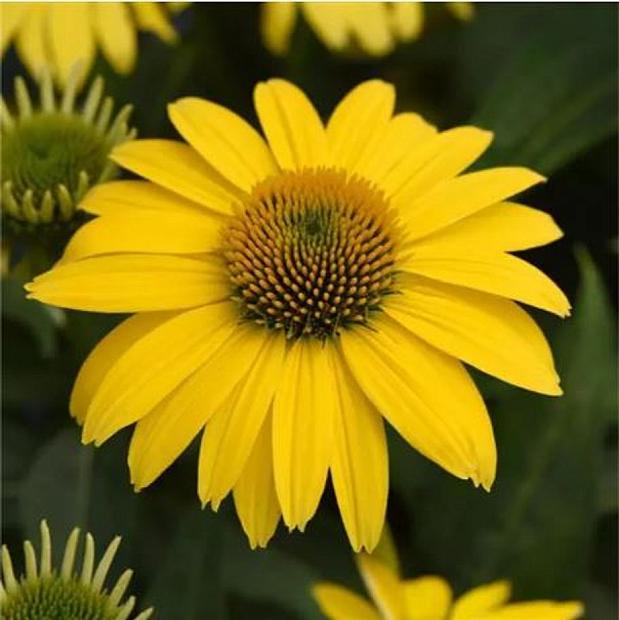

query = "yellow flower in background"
[[262, 2, 473, 56], [1, 2, 185, 88], [27, 79, 568, 551], [313, 548, 584, 619]]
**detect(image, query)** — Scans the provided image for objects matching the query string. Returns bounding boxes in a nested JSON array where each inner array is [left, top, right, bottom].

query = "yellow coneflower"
[[27, 79, 568, 551], [313, 546, 583, 619], [1, 520, 152, 620], [1, 2, 186, 87], [261, 2, 473, 56]]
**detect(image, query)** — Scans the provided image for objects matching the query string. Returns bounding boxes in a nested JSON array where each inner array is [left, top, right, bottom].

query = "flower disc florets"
[[224, 168, 399, 339]]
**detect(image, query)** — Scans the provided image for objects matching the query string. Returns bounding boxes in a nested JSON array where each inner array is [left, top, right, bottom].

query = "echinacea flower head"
[[262, 2, 473, 56], [1, 68, 135, 272], [1, 2, 185, 88], [313, 545, 584, 620], [27, 79, 569, 551], [1, 520, 152, 620]]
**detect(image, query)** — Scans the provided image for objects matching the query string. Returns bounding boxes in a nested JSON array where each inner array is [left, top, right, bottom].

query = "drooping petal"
[[403, 576, 453, 620], [340, 314, 496, 490], [390, 2, 424, 41], [26, 254, 230, 312], [131, 2, 176, 43], [168, 97, 279, 192], [93, 2, 136, 74], [1, 3, 26, 53], [312, 583, 380, 620], [254, 78, 328, 170], [329, 349, 388, 552], [111, 140, 243, 215], [128, 322, 266, 491], [386, 277, 561, 395], [15, 7, 47, 79], [260, 1, 297, 55], [451, 581, 512, 620], [344, 3, 394, 56], [63, 211, 224, 261], [272, 339, 336, 530], [81, 302, 237, 445], [478, 601, 584, 620], [400, 249, 571, 317], [410, 202, 563, 253], [356, 554, 407, 620], [70, 312, 176, 424], [301, 3, 349, 51], [198, 332, 285, 508], [233, 413, 281, 549], [326, 80, 395, 171], [399, 167, 546, 241]]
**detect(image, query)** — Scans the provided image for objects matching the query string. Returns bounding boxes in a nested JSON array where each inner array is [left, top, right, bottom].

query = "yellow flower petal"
[[233, 413, 281, 549], [327, 80, 395, 171], [386, 277, 561, 395], [452, 580, 512, 620], [26, 254, 230, 313], [82, 302, 237, 445], [356, 553, 407, 620], [131, 1, 177, 43], [329, 349, 388, 552], [70, 312, 176, 424], [111, 140, 243, 215], [49, 3, 95, 87], [400, 249, 571, 317], [79, 180, 215, 218], [1, 2, 26, 53], [312, 583, 380, 620], [411, 202, 563, 253], [301, 3, 349, 51], [129, 322, 267, 491], [168, 97, 279, 192], [273, 339, 336, 530], [343, 3, 394, 56], [478, 601, 584, 620], [403, 576, 452, 620], [448, 2, 474, 22], [340, 314, 496, 490], [390, 2, 424, 41], [198, 332, 285, 508], [254, 78, 328, 170], [386, 127, 493, 204], [15, 7, 47, 79], [93, 2, 136, 74], [401, 167, 546, 241], [261, 2, 297, 55]]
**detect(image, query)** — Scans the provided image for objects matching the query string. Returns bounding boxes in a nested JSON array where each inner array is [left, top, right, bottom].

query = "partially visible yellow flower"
[[1, 2, 186, 87], [313, 543, 584, 620], [262, 2, 473, 56]]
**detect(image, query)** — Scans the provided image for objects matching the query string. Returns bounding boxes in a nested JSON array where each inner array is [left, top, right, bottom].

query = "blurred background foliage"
[[2, 3, 617, 618]]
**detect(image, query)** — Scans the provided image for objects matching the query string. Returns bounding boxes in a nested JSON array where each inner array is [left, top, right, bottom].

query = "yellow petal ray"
[[198, 332, 285, 508], [448, 2, 474, 21], [273, 339, 336, 530], [49, 3, 95, 87], [386, 277, 561, 395], [131, 1, 176, 43], [70, 312, 176, 424], [400, 249, 571, 317], [254, 78, 328, 170], [301, 3, 349, 51], [356, 554, 407, 620], [400, 167, 546, 241], [385, 127, 493, 203], [233, 413, 281, 549], [94, 2, 136, 74], [79, 180, 219, 219], [111, 140, 243, 215], [355, 112, 437, 184], [403, 576, 452, 620], [329, 349, 388, 552], [451, 580, 512, 620], [260, 1, 297, 55], [15, 7, 47, 79], [26, 254, 230, 313], [62, 211, 223, 262], [312, 583, 381, 620], [326, 80, 395, 171], [128, 322, 265, 491], [168, 97, 279, 192], [344, 3, 394, 56], [477, 601, 584, 620], [410, 202, 563, 253], [82, 302, 237, 445], [390, 2, 423, 41], [340, 314, 496, 490], [1, 3, 26, 53]]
